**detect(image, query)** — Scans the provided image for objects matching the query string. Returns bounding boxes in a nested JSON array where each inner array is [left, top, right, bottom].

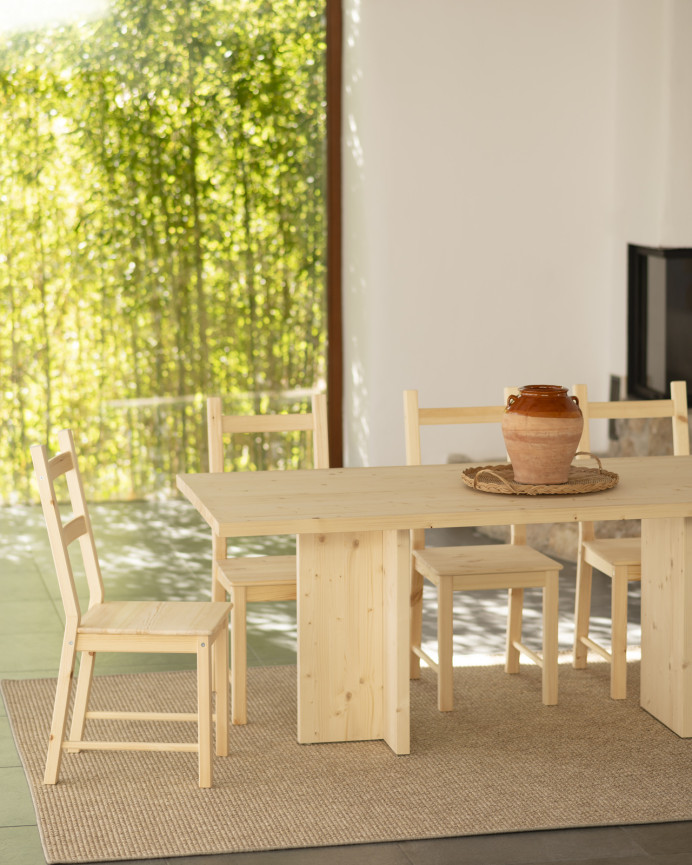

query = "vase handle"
[[506, 394, 518, 408], [574, 451, 604, 471], [571, 395, 580, 406]]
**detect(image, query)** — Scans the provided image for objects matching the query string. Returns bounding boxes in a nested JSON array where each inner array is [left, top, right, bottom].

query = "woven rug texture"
[[2, 662, 692, 864]]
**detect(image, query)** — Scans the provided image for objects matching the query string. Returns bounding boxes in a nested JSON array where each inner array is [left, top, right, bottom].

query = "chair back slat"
[[221, 414, 316, 434], [587, 399, 676, 420], [207, 392, 330, 473], [31, 430, 105, 622], [62, 515, 88, 548], [418, 405, 506, 426], [46, 450, 75, 481]]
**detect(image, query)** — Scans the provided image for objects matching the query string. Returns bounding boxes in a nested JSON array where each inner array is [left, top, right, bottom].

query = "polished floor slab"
[[1, 502, 688, 865]]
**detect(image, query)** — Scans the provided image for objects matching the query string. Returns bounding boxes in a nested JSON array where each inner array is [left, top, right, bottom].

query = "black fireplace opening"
[[627, 244, 692, 407]]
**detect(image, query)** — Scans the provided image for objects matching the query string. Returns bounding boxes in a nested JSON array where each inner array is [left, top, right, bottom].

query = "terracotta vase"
[[502, 385, 583, 484]]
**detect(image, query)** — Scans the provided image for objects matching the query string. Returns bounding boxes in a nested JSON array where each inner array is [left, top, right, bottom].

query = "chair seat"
[[79, 601, 232, 636], [413, 544, 562, 588], [583, 537, 641, 578], [215, 555, 297, 588]]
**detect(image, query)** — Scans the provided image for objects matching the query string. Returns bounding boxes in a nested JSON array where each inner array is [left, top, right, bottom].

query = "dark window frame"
[[326, 0, 343, 466]]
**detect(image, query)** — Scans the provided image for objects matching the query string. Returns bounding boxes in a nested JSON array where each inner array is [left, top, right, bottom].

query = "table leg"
[[640, 516, 692, 736], [382, 528, 411, 754], [296, 529, 410, 754]]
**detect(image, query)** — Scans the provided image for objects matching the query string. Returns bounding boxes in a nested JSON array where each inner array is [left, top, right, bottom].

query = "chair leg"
[[610, 567, 629, 700], [197, 637, 213, 788], [410, 565, 424, 679], [573, 554, 593, 669], [230, 586, 248, 725], [214, 625, 230, 756], [211, 538, 227, 602], [506, 587, 523, 674], [541, 574, 559, 706], [437, 576, 454, 712], [44, 629, 78, 785], [67, 650, 96, 752]]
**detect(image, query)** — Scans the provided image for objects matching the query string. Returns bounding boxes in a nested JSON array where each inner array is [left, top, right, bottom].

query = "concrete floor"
[[1, 502, 690, 865]]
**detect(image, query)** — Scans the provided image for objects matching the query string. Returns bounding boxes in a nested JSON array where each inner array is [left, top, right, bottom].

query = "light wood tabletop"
[[178, 456, 692, 536]]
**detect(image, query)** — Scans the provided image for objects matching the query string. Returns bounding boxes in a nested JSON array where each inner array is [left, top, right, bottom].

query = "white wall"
[[342, 0, 692, 468], [608, 0, 692, 373]]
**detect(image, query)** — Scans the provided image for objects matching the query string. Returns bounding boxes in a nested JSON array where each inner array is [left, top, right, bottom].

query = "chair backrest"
[[30, 429, 104, 623], [403, 388, 525, 544], [572, 380, 689, 457], [207, 393, 330, 473]]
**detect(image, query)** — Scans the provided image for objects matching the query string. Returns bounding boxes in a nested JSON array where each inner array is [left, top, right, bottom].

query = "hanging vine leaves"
[[0, 0, 327, 502]]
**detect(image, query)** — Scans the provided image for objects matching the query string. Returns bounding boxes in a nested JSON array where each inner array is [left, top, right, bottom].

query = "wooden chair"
[[207, 393, 329, 725], [404, 389, 563, 711], [31, 430, 231, 788], [572, 380, 689, 698]]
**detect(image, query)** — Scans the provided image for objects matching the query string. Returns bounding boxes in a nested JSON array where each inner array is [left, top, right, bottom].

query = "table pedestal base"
[[641, 516, 692, 736], [296, 529, 410, 754]]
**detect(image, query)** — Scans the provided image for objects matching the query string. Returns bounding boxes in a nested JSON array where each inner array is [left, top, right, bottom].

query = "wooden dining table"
[[177, 455, 692, 754]]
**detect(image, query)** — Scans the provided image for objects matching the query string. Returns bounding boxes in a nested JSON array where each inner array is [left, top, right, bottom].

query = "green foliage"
[[0, 0, 327, 502]]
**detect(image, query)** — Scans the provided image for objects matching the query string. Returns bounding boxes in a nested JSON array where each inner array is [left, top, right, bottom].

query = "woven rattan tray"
[[462, 455, 619, 496]]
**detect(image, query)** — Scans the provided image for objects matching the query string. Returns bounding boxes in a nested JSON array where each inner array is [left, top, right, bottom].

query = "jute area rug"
[[2, 661, 692, 864]]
